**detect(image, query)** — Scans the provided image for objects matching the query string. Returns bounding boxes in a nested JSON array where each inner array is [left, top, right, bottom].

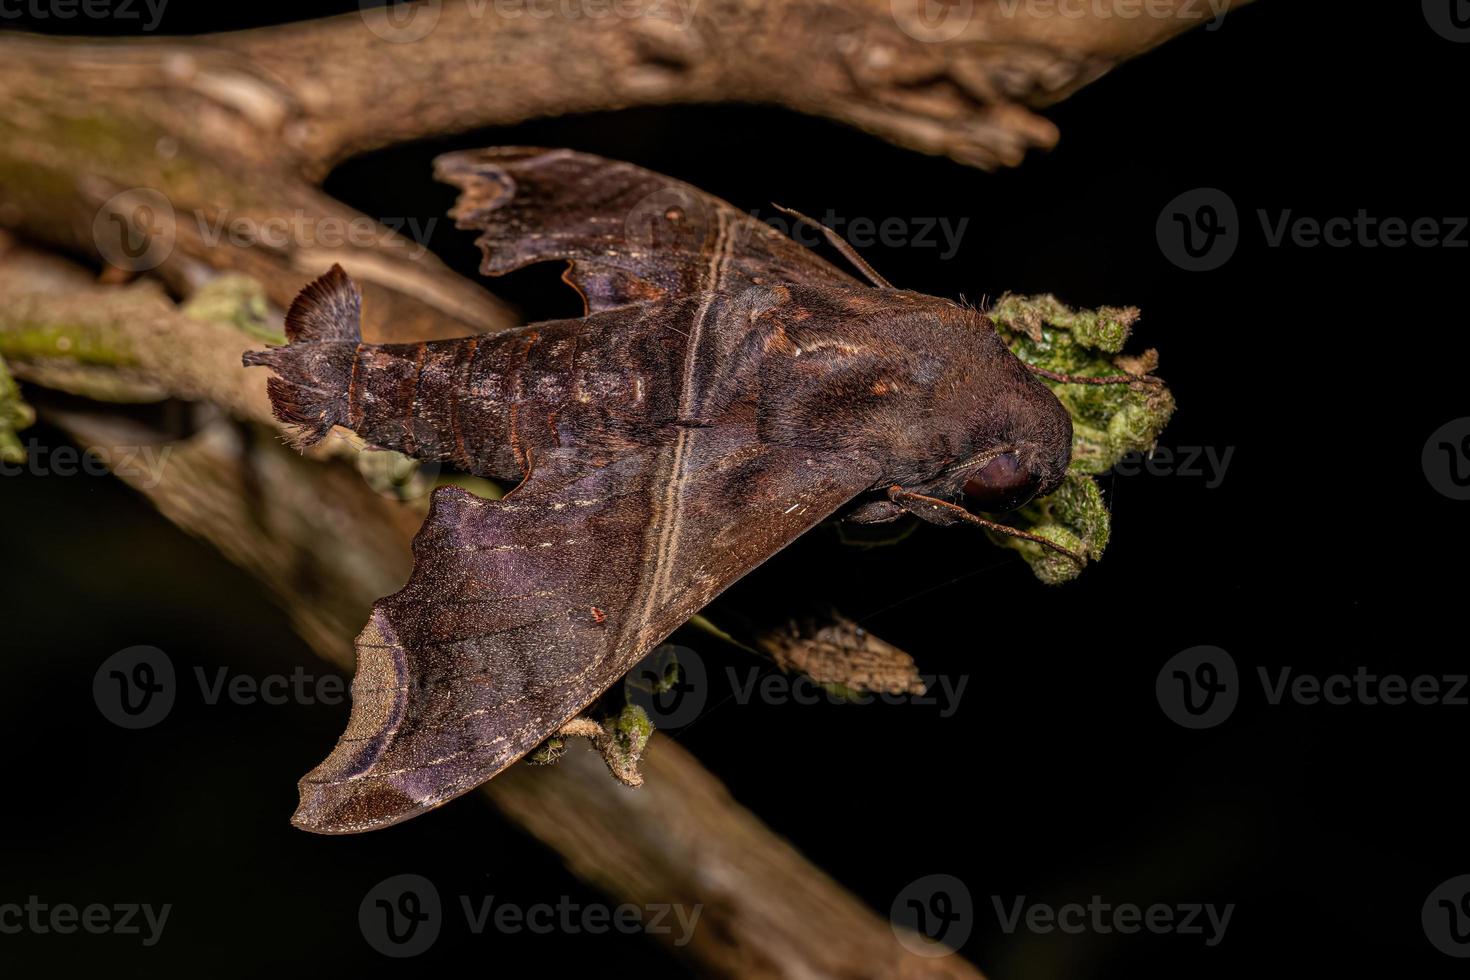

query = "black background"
[[3, 2, 1467, 976]]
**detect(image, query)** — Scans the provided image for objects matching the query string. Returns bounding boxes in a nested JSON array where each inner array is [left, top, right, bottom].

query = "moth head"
[[887, 343, 1073, 522], [944, 345, 1072, 516], [958, 448, 1044, 515]]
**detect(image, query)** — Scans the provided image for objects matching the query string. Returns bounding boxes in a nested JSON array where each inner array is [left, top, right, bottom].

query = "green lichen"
[[989, 472, 1110, 585], [526, 705, 652, 781], [613, 703, 653, 752], [1055, 374, 1173, 475], [602, 703, 653, 783], [990, 292, 1138, 355], [993, 293, 1175, 476], [0, 104, 221, 235], [182, 275, 280, 344], [0, 355, 35, 464], [0, 319, 136, 367], [1011, 524, 1086, 586], [989, 293, 1176, 583], [526, 736, 566, 766]]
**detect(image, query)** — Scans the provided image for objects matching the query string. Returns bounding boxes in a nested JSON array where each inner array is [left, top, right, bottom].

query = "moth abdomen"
[[242, 264, 362, 449], [246, 267, 667, 477]]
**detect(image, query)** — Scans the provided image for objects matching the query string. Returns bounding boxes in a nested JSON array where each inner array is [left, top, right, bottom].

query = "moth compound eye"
[[962, 452, 1039, 514]]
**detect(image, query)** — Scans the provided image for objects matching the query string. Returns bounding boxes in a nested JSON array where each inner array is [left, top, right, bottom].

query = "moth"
[[244, 148, 1081, 833]]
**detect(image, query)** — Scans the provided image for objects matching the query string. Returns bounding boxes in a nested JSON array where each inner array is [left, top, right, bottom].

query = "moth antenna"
[[1027, 364, 1162, 387], [887, 486, 1086, 569], [771, 204, 894, 289]]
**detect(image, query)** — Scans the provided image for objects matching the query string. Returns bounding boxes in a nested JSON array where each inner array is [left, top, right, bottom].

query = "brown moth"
[[244, 147, 1078, 834]]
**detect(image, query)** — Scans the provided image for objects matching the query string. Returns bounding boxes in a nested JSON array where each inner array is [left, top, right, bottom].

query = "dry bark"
[[0, 0, 1249, 327]]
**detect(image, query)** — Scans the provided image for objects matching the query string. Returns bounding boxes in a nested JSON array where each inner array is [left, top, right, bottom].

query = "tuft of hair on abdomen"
[[242, 264, 362, 449]]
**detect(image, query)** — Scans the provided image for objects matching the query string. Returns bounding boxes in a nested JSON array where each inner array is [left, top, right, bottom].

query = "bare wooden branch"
[[0, 1, 1245, 347], [0, 34, 516, 340], [215, 0, 1251, 172]]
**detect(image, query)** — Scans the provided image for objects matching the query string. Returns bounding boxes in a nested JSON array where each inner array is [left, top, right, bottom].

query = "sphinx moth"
[[244, 148, 1077, 833]]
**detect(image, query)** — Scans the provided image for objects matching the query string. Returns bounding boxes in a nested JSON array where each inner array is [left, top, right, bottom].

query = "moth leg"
[[1028, 364, 1163, 387], [842, 499, 906, 524]]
